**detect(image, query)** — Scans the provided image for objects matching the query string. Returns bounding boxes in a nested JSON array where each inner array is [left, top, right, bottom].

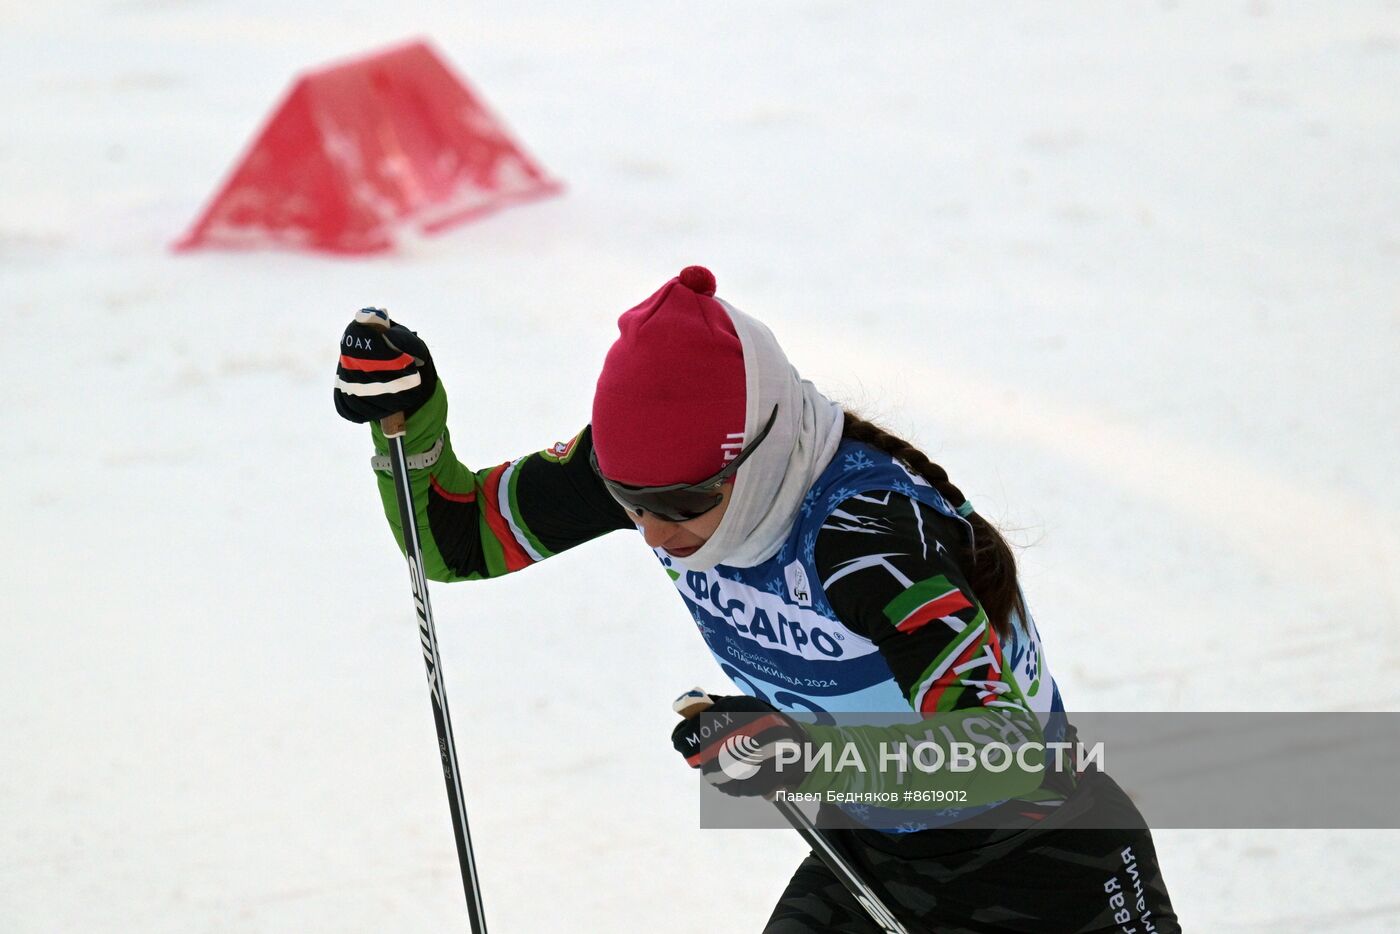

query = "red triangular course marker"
[[175, 40, 561, 254]]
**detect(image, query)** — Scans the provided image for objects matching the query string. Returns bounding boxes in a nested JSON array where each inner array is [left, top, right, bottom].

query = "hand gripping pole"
[[365, 307, 488, 933], [673, 689, 910, 934]]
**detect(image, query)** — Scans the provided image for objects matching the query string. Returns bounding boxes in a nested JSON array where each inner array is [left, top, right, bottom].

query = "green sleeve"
[[792, 710, 1048, 808], [368, 381, 632, 582]]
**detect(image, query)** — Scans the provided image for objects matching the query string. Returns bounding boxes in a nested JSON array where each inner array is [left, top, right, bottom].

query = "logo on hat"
[[720, 430, 745, 463]]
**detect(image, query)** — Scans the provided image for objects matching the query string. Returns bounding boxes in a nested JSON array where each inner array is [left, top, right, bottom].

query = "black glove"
[[671, 693, 808, 798], [333, 307, 438, 424]]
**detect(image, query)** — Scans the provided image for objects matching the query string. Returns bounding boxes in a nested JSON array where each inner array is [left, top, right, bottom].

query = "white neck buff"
[[671, 300, 845, 571]]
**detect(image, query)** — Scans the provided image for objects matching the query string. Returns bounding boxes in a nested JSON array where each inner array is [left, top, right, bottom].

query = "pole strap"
[[372, 434, 445, 473]]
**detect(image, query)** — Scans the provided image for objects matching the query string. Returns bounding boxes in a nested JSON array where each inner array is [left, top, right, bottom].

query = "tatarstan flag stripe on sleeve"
[[896, 589, 974, 634], [883, 575, 974, 634], [479, 463, 534, 572], [907, 610, 989, 712], [925, 629, 992, 713], [502, 458, 550, 562]]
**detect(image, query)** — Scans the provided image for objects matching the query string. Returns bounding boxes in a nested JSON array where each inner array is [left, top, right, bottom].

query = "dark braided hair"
[[842, 411, 1024, 640]]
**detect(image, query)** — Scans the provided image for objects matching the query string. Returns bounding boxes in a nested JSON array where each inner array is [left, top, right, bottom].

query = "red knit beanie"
[[592, 266, 747, 487]]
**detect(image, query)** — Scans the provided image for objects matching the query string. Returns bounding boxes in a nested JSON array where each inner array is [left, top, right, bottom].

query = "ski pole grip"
[[673, 688, 714, 720], [380, 411, 407, 437], [352, 306, 408, 438]]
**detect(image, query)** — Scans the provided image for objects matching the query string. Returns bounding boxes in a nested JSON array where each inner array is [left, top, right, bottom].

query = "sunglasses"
[[591, 404, 780, 522]]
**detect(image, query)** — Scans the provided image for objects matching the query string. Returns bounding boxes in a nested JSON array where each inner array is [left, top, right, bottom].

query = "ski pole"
[[363, 308, 488, 933], [673, 690, 911, 934]]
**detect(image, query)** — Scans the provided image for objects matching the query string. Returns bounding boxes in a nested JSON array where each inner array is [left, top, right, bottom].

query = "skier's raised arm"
[[334, 313, 632, 582]]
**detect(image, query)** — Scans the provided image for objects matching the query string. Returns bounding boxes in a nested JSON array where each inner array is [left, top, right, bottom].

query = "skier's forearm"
[[369, 381, 480, 581], [794, 708, 1049, 808], [367, 383, 632, 582]]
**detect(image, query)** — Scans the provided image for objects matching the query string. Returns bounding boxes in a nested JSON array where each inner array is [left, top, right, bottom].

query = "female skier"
[[334, 266, 1178, 933]]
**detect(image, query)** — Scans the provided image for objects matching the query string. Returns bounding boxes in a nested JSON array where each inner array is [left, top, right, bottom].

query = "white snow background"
[[3, 1, 1399, 931]]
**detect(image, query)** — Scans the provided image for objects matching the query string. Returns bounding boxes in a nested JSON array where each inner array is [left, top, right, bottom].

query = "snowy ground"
[[4, 1, 1399, 931]]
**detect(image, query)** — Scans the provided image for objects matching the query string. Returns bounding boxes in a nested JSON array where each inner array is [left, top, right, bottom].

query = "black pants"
[[765, 772, 1179, 933]]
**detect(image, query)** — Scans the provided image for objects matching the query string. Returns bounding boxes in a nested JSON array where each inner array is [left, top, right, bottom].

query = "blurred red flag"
[[175, 40, 561, 254]]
